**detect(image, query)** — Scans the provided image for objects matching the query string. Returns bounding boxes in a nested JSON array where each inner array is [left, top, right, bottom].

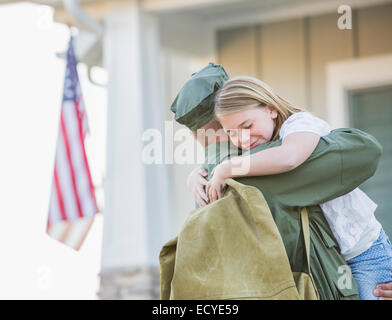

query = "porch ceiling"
[[0, 0, 317, 12], [2, 0, 392, 14]]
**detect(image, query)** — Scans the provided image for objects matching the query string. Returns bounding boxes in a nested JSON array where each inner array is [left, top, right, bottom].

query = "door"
[[349, 85, 392, 239]]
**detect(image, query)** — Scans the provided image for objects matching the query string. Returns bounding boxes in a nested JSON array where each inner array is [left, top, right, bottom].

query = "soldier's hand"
[[187, 166, 209, 207]]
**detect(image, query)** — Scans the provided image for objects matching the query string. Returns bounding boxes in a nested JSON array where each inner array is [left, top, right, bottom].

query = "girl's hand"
[[374, 282, 392, 300], [205, 161, 232, 203], [187, 166, 209, 207]]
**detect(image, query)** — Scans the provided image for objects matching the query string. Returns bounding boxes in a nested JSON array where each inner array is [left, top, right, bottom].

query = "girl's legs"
[[346, 228, 392, 300]]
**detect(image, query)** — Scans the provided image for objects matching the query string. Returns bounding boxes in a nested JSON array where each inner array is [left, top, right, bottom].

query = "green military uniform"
[[166, 62, 383, 299], [201, 129, 382, 299]]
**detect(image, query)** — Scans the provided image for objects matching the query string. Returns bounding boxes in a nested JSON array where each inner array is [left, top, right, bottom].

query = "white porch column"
[[99, 1, 172, 299]]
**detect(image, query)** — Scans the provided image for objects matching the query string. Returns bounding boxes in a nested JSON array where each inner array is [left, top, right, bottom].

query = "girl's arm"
[[231, 132, 320, 177], [206, 132, 320, 202]]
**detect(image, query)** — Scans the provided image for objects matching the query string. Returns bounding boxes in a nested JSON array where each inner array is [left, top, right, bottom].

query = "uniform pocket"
[[333, 276, 359, 300], [311, 214, 338, 249], [318, 227, 338, 249]]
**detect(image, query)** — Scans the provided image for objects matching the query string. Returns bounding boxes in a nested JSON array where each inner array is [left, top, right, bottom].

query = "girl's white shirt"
[[279, 112, 381, 261]]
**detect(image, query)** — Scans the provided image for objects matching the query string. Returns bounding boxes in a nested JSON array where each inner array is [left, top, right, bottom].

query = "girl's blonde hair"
[[215, 76, 305, 141]]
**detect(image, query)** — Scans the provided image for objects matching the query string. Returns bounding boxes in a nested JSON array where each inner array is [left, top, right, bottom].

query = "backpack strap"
[[300, 207, 320, 300], [300, 207, 311, 275]]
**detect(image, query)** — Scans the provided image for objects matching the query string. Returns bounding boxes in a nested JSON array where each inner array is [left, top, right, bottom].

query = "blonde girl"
[[205, 75, 392, 300]]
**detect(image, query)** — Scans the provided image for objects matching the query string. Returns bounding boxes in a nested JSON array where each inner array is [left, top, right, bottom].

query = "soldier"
[[163, 62, 392, 300]]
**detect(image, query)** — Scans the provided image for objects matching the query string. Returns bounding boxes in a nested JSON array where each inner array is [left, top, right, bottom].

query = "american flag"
[[46, 37, 99, 250]]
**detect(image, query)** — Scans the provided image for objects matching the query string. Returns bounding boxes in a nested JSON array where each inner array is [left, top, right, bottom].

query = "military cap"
[[170, 62, 229, 131]]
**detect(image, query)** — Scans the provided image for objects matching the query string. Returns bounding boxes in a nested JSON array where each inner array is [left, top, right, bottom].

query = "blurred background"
[[0, 0, 391, 299]]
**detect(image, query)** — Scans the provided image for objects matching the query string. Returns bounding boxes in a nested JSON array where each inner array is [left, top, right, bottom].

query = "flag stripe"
[[74, 219, 94, 251], [60, 223, 73, 242], [61, 106, 84, 219], [47, 221, 67, 241], [63, 100, 96, 217], [56, 126, 80, 222], [54, 165, 67, 221], [74, 100, 99, 214], [48, 179, 61, 227], [76, 95, 87, 134]]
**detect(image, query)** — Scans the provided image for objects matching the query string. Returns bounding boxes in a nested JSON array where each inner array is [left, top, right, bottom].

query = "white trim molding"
[[326, 54, 392, 129]]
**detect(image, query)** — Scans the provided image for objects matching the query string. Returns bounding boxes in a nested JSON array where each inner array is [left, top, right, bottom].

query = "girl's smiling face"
[[218, 106, 278, 150]]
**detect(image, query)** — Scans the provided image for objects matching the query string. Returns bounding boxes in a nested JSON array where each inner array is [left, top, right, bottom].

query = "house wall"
[[217, 3, 392, 119]]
